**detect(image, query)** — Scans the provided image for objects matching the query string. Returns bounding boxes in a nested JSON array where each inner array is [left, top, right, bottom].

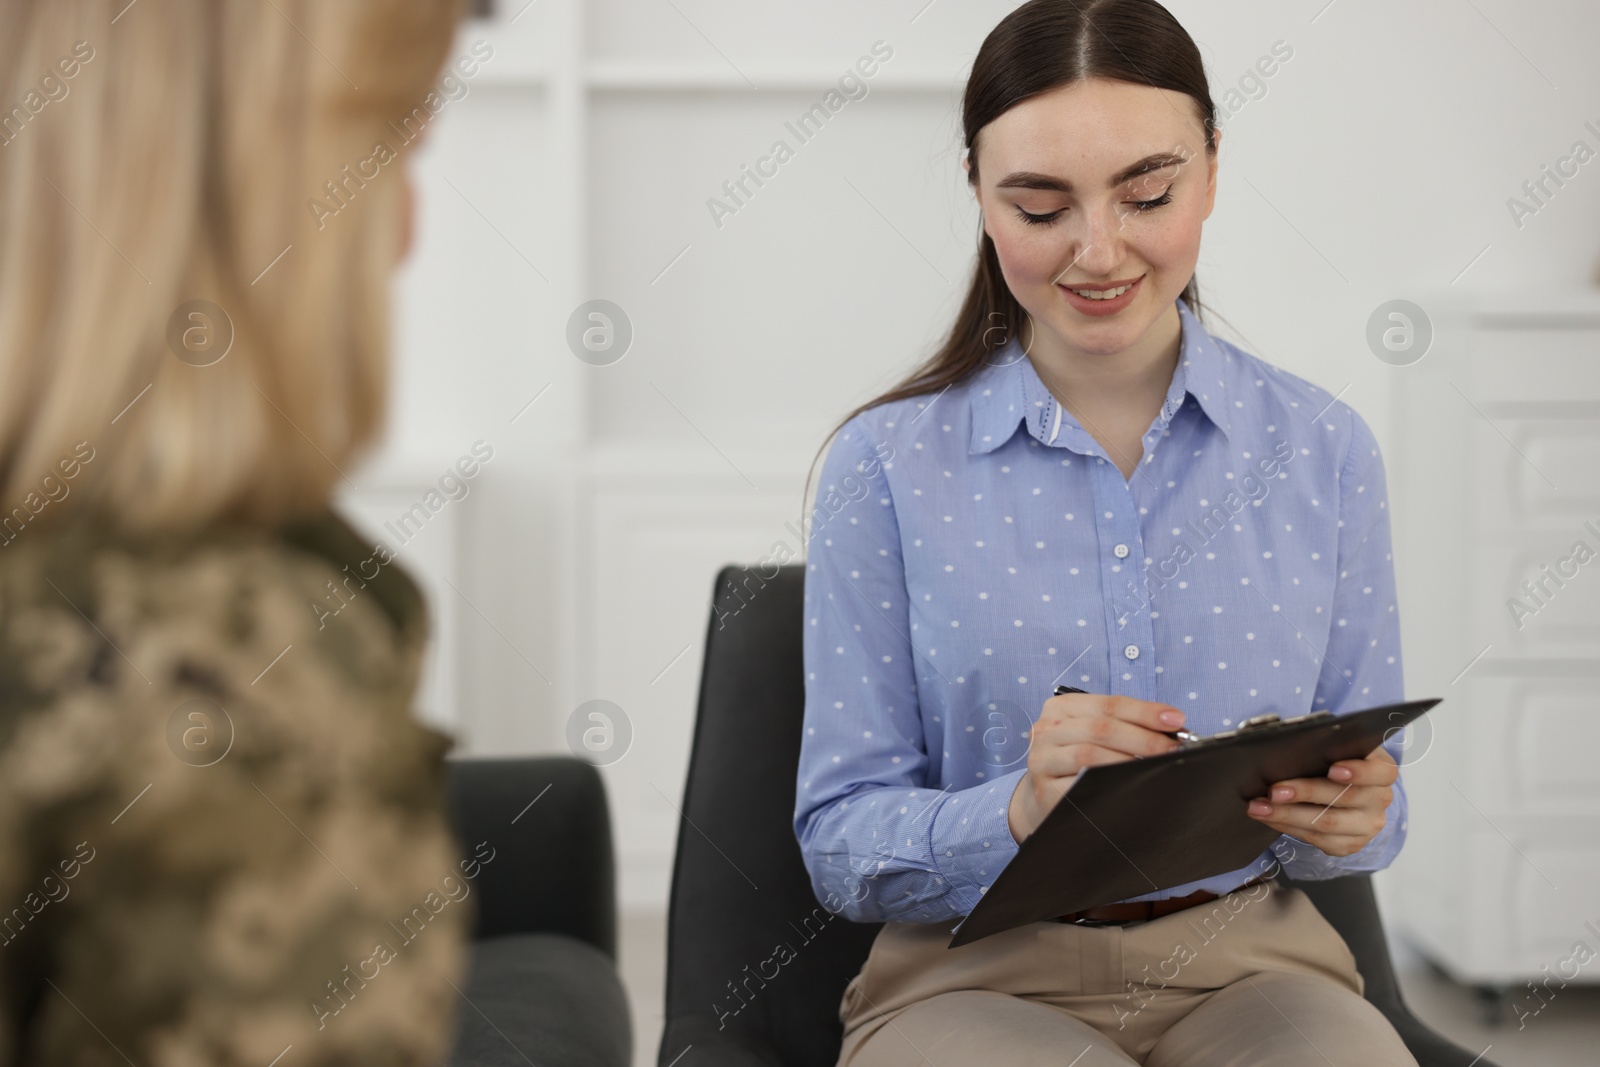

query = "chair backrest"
[[661, 564, 879, 1067]]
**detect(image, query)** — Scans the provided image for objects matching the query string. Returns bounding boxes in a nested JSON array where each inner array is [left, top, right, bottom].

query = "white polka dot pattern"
[[794, 299, 1409, 923]]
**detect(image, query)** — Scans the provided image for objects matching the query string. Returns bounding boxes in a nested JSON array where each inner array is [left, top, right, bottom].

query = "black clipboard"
[[947, 697, 1440, 948]]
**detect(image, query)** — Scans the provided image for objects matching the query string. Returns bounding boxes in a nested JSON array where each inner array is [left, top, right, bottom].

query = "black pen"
[[1053, 685, 1201, 744]]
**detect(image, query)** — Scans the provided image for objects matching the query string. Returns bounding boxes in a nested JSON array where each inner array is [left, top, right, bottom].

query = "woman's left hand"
[[1245, 745, 1397, 857]]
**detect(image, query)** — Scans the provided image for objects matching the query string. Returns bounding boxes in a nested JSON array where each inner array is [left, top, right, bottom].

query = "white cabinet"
[[1388, 293, 1600, 1010]]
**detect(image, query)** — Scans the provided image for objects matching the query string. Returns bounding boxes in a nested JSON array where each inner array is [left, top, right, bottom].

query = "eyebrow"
[[994, 151, 1190, 193]]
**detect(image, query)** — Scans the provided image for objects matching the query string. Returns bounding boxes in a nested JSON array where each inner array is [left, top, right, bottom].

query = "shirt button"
[[1113, 543, 1130, 558], [1124, 644, 1140, 660]]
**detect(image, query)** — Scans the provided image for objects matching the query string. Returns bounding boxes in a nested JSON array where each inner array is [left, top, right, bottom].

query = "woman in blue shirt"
[[795, 1, 1418, 1064]]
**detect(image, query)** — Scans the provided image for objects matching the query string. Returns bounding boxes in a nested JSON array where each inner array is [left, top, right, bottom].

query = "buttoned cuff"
[[929, 767, 1027, 914], [1271, 785, 1406, 881]]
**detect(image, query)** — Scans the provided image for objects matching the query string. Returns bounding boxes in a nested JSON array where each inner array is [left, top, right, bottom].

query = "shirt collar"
[[967, 296, 1234, 455]]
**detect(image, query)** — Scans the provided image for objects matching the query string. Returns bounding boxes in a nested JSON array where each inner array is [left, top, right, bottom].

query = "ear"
[[1202, 128, 1222, 220], [965, 152, 994, 239]]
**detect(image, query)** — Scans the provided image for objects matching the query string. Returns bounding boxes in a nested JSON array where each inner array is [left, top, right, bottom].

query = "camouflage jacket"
[[0, 509, 470, 1066]]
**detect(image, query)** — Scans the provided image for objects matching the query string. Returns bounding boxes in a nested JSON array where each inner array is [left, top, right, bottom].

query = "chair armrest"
[[446, 756, 617, 960], [455, 933, 632, 1067]]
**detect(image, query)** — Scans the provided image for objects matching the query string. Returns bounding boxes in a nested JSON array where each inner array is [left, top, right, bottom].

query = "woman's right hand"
[[1006, 692, 1188, 842]]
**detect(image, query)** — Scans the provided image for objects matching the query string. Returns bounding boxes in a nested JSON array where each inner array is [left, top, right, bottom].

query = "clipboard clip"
[[1184, 710, 1336, 749]]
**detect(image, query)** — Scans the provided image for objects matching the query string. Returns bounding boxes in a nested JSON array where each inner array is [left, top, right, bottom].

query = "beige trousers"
[[837, 880, 1419, 1066]]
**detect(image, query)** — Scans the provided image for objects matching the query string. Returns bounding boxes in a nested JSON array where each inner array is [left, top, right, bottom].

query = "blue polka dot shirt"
[[794, 297, 1409, 925]]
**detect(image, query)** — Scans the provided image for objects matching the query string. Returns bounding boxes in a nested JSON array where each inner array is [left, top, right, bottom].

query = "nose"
[[1056, 200, 1127, 282]]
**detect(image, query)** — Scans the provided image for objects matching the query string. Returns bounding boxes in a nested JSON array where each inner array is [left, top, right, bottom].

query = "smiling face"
[[969, 77, 1219, 360]]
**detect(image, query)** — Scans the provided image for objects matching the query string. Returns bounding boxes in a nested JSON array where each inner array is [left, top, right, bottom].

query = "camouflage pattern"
[[0, 509, 470, 1066]]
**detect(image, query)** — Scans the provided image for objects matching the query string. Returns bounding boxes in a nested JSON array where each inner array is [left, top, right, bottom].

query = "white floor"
[[618, 909, 1600, 1067], [620, 912, 668, 1067]]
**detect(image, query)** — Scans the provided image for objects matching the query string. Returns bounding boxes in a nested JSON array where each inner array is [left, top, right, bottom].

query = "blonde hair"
[[0, 0, 463, 535]]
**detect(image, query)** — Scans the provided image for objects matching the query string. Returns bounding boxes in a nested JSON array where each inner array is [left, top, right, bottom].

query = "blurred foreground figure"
[[0, 2, 473, 1063]]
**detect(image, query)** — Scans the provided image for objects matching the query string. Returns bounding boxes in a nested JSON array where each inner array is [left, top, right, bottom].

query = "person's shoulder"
[[1207, 332, 1381, 469], [0, 511, 446, 817], [828, 364, 1000, 473], [835, 392, 923, 449], [1208, 333, 1328, 416], [0, 511, 424, 695], [0, 514, 467, 1062]]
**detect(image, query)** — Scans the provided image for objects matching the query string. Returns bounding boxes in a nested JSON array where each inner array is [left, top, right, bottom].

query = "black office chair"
[[659, 563, 1497, 1067], [447, 756, 631, 1067]]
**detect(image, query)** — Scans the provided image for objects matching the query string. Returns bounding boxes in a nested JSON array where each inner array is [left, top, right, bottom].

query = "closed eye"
[[1128, 184, 1175, 212], [1015, 207, 1064, 227], [1015, 182, 1175, 227]]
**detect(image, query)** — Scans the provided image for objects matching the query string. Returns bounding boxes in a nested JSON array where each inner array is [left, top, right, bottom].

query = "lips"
[[1058, 274, 1143, 316]]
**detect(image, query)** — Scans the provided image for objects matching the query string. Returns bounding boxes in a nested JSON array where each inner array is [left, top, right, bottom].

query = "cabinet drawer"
[[1402, 674, 1600, 818], [1467, 416, 1600, 530], [1508, 840, 1600, 978], [1464, 676, 1600, 817]]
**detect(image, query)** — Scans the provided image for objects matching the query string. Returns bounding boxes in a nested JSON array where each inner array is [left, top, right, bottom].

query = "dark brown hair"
[[803, 0, 1217, 518]]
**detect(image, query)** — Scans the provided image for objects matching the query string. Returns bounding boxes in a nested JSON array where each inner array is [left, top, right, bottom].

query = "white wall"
[[339, 0, 1600, 911]]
